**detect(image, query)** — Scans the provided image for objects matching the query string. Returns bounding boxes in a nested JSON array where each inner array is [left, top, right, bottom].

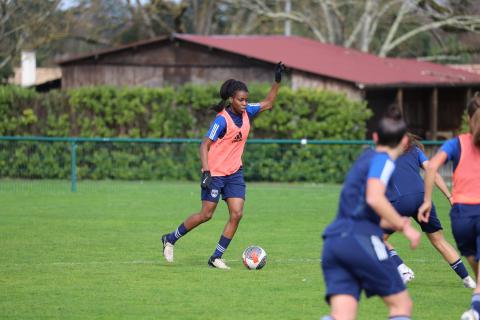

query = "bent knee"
[[199, 210, 215, 222], [230, 210, 243, 221]]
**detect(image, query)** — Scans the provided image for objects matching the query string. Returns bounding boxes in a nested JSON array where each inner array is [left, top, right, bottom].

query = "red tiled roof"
[[448, 64, 480, 76], [176, 34, 480, 87], [57, 34, 480, 88]]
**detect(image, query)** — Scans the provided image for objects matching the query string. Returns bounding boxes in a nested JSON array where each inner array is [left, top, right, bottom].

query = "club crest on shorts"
[[211, 189, 219, 198]]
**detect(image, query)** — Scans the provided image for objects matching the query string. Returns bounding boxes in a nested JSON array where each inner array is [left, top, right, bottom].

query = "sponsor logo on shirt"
[[232, 131, 243, 143]]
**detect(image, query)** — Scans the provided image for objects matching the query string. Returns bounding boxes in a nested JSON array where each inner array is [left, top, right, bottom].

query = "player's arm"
[[199, 137, 214, 189], [199, 137, 213, 172], [366, 179, 420, 249], [199, 116, 226, 188], [421, 160, 452, 205], [418, 151, 448, 221], [258, 62, 285, 113]]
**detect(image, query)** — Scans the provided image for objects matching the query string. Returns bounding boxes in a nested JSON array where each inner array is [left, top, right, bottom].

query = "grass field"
[[0, 180, 474, 319]]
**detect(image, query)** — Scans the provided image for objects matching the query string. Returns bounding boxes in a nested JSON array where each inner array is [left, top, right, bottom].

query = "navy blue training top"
[[386, 146, 428, 202], [323, 148, 396, 238]]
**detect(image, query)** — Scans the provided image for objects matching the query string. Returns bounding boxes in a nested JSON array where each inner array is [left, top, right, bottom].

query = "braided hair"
[[212, 79, 249, 112]]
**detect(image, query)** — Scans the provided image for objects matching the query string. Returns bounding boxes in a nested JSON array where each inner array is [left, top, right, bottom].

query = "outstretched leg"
[[183, 201, 218, 231], [162, 201, 217, 262], [427, 230, 475, 288]]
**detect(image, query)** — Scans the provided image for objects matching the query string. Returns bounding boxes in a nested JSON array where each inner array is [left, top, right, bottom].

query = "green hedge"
[[0, 84, 372, 182]]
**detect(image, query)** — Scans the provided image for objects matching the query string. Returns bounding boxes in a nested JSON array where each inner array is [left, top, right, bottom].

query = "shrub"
[[0, 84, 371, 182]]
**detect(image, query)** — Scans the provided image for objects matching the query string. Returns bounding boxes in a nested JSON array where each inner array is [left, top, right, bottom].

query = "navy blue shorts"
[[384, 193, 442, 234], [322, 233, 405, 302], [201, 168, 246, 203], [450, 204, 480, 259]]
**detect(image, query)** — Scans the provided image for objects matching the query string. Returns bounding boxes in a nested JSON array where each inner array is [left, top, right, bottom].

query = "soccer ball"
[[461, 309, 479, 320], [242, 246, 267, 270]]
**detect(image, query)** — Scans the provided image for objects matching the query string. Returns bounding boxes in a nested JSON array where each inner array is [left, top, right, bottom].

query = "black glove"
[[274, 62, 286, 83], [201, 170, 212, 189]]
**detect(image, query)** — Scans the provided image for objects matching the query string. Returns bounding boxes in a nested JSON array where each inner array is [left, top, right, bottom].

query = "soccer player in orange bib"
[[418, 93, 480, 319], [161, 62, 286, 269]]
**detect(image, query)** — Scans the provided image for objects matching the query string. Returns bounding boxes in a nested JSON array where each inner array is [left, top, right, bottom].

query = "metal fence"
[[0, 136, 446, 192]]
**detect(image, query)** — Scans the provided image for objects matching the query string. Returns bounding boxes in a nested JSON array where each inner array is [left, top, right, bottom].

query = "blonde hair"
[[467, 92, 480, 148]]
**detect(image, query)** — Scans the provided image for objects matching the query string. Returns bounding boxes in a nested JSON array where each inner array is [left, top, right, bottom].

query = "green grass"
[[0, 180, 474, 319]]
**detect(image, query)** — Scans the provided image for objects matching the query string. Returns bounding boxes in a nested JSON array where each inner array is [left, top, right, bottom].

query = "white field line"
[[0, 258, 433, 267]]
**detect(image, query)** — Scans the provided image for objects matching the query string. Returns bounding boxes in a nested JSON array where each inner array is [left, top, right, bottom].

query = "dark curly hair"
[[211, 79, 249, 112]]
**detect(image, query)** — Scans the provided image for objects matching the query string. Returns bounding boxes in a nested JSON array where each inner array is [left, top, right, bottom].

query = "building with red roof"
[[58, 34, 480, 139]]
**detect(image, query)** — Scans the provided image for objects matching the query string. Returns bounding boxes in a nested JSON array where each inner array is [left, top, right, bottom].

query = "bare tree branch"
[[380, 15, 480, 56], [0, 54, 11, 70], [378, 0, 412, 57], [226, 0, 327, 42], [367, 1, 397, 44], [135, 0, 157, 38], [417, 55, 463, 62], [319, 0, 336, 43]]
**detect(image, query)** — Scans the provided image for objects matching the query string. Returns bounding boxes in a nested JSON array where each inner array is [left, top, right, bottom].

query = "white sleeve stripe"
[[209, 123, 219, 139], [379, 159, 395, 185]]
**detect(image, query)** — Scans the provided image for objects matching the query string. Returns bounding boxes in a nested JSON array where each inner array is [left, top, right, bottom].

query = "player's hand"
[[274, 62, 286, 83], [417, 201, 431, 223], [448, 195, 454, 206], [201, 170, 212, 189], [401, 218, 421, 249]]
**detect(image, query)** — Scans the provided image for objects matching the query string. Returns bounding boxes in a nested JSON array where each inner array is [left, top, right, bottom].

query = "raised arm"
[[258, 62, 286, 113]]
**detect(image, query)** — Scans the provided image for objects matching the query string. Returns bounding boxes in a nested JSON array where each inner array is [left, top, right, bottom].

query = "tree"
[[225, 0, 480, 58], [0, 0, 62, 81]]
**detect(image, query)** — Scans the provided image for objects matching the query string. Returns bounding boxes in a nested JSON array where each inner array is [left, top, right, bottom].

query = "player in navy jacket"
[[321, 107, 421, 320]]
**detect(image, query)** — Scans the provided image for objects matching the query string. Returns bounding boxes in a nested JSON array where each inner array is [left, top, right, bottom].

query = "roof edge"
[[56, 35, 171, 65], [362, 82, 480, 89]]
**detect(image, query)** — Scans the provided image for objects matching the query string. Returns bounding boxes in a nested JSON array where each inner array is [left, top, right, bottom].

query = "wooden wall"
[[291, 70, 363, 101], [366, 87, 480, 139], [61, 41, 274, 88]]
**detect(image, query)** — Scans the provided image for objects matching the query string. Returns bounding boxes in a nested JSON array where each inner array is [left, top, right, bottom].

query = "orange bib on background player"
[[452, 133, 480, 204], [208, 109, 250, 176]]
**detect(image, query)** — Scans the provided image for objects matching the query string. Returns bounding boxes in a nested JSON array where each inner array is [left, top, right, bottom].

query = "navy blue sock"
[[472, 294, 480, 315], [212, 235, 231, 258], [389, 316, 411, 320], [166, 223, 188, 245], [388, 249, 404, 267], [450, 258, 469, 279]]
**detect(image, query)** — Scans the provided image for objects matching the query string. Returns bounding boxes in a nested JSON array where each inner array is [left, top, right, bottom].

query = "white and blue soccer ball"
[[461, 309, 479, 320], [242, 246, 267, 270]]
